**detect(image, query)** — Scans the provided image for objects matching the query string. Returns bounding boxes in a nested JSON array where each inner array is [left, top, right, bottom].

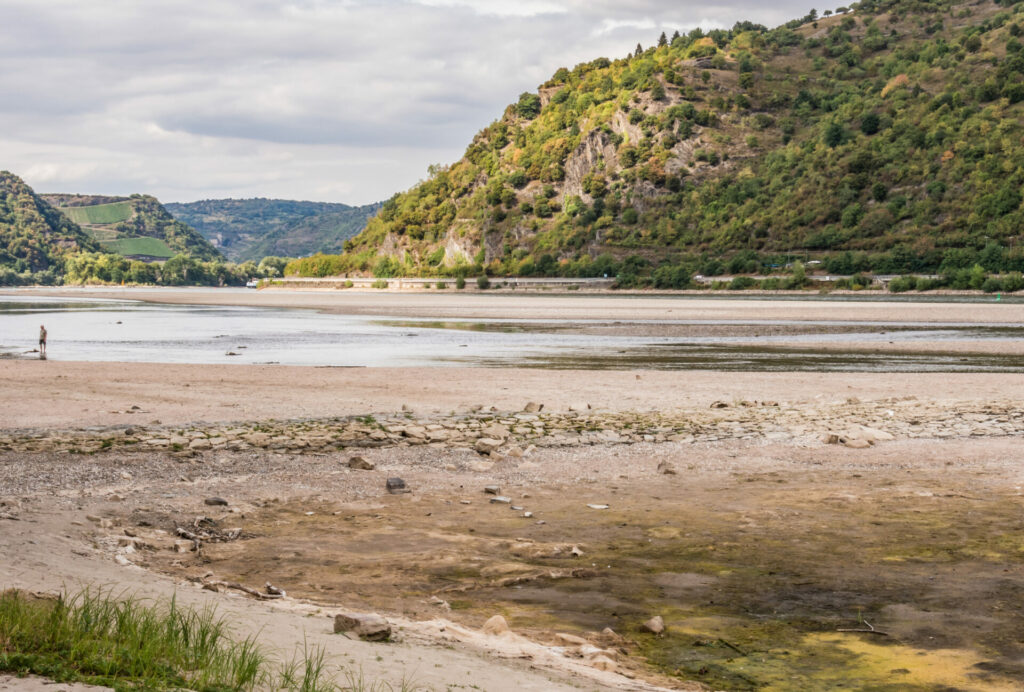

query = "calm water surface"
[[1, 293, 1022, 372]]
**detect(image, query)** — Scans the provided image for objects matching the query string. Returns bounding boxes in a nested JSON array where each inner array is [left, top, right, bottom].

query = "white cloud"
[[593, 18, 657, 36], [22, 162, 100, 184], [0, 0, 813, 204], [413, 0, 568, 17]]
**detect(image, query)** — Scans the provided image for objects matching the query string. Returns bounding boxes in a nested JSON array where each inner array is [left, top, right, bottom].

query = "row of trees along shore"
[[0, 254, 291, 287]]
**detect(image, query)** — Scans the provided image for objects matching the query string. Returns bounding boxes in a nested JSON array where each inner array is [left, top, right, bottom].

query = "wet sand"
[[8, 285, 1024, 325]]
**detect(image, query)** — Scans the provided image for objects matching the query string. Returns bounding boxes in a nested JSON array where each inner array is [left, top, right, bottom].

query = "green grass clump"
[[85, 227, 121, 242], [0, 588, 347, 691], [62, 202, 133, 226], [100, 237, 175, 258]]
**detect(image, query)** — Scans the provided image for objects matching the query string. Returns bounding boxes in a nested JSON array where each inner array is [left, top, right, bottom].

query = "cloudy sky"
[[1, 0, 814, 205]]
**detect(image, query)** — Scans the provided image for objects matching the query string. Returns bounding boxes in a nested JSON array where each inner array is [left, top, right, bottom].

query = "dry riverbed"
[[3, 392, 1024, 690], [3, 290, 1024, 690]]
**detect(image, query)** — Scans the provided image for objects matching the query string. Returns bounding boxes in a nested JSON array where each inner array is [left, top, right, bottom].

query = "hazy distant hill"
[[290, 0, 1024, 283], [165, 198, 383, 262], [0, 171, 98, 280], [41, 193, 222, 262]]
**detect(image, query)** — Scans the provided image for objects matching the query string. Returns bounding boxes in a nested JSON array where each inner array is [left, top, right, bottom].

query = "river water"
[[1, 293, 1022, 372]]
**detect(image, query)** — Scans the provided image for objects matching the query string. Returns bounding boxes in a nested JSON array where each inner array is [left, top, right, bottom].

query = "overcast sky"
[[0, 0, 815, 205]]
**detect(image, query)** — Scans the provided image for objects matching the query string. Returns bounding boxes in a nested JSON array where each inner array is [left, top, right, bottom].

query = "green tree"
[[787, 261, 808, 289], [516, 92, 541, 119], [824, 121, 846, 147]]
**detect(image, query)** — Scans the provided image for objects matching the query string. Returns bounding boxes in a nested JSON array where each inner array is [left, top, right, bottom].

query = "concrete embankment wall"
[[267, 277, 616, 291]]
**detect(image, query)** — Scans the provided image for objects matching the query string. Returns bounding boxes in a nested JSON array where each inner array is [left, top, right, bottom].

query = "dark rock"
[[204, 497, 229, 506], [386, 477, 410, 494]]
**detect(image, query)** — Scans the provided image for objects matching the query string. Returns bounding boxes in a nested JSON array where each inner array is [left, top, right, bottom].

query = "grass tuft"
[[0, 588, 390, 691]]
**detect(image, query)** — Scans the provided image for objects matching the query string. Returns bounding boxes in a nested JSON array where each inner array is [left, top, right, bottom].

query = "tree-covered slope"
[[290, 0, 1024, 281], [42, 194, 223, 262], [165, 198, 383, 262], [0, 172, 99, 281]]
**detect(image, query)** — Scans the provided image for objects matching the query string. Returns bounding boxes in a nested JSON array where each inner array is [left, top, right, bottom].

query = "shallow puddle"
[[463, 342, 1024, 372]]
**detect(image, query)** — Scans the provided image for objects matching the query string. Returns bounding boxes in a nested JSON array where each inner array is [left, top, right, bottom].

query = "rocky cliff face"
[[562, 130, 617, 203]]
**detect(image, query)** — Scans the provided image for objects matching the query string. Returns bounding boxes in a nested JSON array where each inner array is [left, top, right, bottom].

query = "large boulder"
[[348, 456, 375, 470], [482, 614, 510, 635], [643, 615, 665, 635], [333, 612, 391, 641], [475, 438, 503, 454], [481, 423, 509, 440]]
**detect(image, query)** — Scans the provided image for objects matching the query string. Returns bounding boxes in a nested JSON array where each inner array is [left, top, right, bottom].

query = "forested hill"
[[41, 194, 223, 262], [166, 198, 383, 262], [289, 0, 1024, 282], [0, 171, 99, 282]]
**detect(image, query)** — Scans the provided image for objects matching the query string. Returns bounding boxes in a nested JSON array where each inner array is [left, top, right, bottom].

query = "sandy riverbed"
[[2, 289, 1023, 691], [8, 285, 1024, 324]]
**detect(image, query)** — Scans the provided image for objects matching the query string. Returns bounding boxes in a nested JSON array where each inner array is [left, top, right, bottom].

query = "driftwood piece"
[[203, 579, 285, 600], [175, 519, 242, 544], [837, 619, 889, 636]]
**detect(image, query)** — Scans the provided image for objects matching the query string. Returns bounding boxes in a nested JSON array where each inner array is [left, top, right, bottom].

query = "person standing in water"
[[39, 324, 47, 355]]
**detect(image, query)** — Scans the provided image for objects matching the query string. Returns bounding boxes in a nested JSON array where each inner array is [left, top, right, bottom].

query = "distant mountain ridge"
[[166, 198, 383, 262]]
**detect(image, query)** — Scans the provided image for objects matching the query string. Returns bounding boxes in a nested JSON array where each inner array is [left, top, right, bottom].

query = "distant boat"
[[245, 279, 259, 288]]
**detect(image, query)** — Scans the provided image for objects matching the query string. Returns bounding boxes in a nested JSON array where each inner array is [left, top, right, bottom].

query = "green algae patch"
[[786, 633, 1021, 691], [642, 623, 1019, 691]]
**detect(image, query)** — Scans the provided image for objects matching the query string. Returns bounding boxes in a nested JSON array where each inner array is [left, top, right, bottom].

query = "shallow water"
[[0, 295, 652, 367], [1, 294, 1022, 372]]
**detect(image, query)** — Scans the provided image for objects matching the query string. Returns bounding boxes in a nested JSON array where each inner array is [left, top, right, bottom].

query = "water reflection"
[[1, 295, 1022, 372]]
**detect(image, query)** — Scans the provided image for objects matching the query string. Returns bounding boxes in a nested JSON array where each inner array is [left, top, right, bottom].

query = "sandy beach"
[[2, 288, 1024, 690]]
